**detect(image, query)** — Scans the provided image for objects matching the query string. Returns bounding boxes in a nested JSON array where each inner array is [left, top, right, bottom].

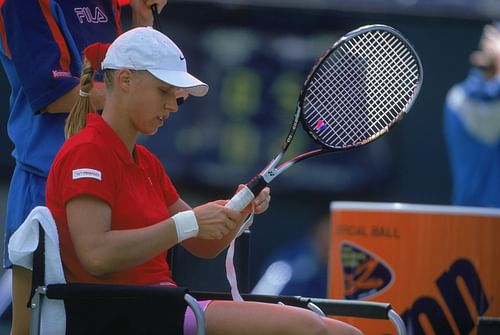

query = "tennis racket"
[[226, 24, 423, 212]]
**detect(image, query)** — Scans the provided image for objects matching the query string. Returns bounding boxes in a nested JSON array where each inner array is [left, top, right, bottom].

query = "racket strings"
[[312, 56, 370, 146], [367, 37, 418, 113], [343, 32, 416, 130], [303, 29, 421, 148]]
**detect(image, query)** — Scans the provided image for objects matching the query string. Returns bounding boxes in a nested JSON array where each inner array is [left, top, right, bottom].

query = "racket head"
[[298, 24, 423, 150]]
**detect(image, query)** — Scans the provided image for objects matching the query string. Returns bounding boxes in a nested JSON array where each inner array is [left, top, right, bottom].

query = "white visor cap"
[[101, 27, 208, 97]]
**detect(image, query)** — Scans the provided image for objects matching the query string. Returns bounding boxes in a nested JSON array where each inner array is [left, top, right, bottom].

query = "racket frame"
[[255, 24, 422, 189], [299, 24, 422, 150]]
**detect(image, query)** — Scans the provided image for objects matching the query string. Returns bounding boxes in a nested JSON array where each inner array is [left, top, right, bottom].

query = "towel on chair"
[[8, 205, 66, 334]]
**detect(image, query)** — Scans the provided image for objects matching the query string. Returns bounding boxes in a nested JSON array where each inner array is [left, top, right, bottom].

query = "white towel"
[[8, 206, 66, 334]]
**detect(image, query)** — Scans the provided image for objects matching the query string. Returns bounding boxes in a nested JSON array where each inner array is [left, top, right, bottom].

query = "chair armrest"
[[302, 297, 391, 319], [45, 283, 188, 299], [190, 291, 391, 318]]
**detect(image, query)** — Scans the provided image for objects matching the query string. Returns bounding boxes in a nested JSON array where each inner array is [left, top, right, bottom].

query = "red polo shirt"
[[46, 113, 179, 285]]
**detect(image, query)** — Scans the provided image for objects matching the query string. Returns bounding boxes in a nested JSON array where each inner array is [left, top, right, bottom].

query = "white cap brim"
[[148, 69, 209, 97]]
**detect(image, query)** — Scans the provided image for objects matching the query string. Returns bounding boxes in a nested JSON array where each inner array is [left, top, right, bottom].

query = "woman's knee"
[[325, 318, 364, 335], [292, 312, 329, 335], [345, 326, 364, 335]]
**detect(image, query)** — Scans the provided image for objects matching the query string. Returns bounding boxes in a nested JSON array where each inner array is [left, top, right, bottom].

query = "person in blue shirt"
[[444, 23, 500, 207], [0, 1, 166, 334]]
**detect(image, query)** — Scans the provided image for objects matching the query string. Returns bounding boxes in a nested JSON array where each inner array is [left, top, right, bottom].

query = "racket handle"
[[226, 175, 268, 211], [226, 186, 255, 211]]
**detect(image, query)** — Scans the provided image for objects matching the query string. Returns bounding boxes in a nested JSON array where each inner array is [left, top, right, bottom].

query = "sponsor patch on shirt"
[[52, 70, 72, 78], [72, 168, 102, 181]]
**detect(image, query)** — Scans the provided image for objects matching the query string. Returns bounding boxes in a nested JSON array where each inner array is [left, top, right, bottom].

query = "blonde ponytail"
[[64, 58, 96, 139], [64, 42, 111, 139]]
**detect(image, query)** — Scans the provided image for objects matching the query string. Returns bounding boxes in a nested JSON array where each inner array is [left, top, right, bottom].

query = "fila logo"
[[74, 7, 109, 24]]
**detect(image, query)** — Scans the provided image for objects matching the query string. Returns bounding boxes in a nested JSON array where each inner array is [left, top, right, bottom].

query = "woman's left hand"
[[235, 185, 271, 215], [253, 187, 271, 214]]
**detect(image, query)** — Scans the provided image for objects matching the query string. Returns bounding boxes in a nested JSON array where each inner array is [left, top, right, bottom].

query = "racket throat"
[[249, 150, 286, 191]]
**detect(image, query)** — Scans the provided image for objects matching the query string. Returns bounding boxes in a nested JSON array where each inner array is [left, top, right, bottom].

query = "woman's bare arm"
[[41, 82, 105, 114], [66, 194, 179, 276]]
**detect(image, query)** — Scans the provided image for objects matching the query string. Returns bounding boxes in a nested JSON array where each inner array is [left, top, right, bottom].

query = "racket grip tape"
[[226, 186, 255, 212], [226, 175, 268, 212]]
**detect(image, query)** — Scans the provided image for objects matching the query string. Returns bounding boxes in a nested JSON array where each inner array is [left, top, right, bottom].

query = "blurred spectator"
[[444, 23, 500, 207], [252, 214, 330, 298]]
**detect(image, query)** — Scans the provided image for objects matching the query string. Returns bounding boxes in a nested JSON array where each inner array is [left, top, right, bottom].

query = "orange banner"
[[328, 202, 500, 335]]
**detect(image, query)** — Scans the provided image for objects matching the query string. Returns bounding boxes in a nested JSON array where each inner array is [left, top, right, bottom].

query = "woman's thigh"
[[204, 300, 361, 335]]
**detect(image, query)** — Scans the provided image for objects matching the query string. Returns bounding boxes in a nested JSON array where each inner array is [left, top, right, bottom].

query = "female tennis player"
[[46, 27, 362, 335]]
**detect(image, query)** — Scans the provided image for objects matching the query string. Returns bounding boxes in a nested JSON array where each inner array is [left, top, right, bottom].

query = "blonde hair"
[[64, 58, 96, 139]]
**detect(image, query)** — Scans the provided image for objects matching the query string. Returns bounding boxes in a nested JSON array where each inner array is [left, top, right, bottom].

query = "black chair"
[[27, 221, 205, 335], [30, 283, 204, 335], [477, 316, 500, 335]]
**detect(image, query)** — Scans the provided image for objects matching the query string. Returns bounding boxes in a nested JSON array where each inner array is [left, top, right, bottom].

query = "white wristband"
[[172, 210, 199, 242]]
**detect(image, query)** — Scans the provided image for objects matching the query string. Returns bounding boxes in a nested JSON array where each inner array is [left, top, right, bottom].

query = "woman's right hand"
[[471, 24, 500, 78], [481, 24, 500, 76], [193, 201, 241, 240], [129, 0, 168, 28]]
